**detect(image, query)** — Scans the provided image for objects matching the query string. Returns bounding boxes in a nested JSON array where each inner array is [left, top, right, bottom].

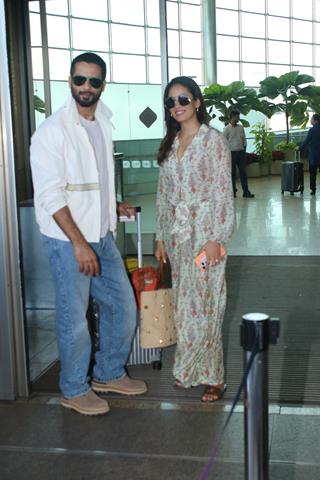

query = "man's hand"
[[117, 201, 136, 218], [73, 239, 100, 276]]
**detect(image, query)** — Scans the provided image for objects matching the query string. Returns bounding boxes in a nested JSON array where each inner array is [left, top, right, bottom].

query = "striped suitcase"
[[121, 207, 162, 369]]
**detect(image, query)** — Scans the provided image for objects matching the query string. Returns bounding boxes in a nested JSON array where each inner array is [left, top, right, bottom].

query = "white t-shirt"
[[223, 123, 247, 151], [80, 116, 109, 237]]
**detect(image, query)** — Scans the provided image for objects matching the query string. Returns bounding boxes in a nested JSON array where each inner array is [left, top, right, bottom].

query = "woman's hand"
[[155, 240, 168, 263], [200, 240, 224, 268]]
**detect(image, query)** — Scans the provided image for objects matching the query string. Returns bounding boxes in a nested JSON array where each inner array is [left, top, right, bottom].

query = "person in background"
[[30, 52, 147, 416], [155, 76, 234, 402], [223, 111, 254, 198], [299, 113, 320, 195]]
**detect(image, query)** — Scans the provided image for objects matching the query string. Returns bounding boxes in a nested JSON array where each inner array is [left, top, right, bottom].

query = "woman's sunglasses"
[[164, 95, 192, 109], [72, 76, 104, 89]]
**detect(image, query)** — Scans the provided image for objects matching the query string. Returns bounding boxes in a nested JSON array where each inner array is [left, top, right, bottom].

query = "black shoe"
[[243, 191, 255, 198], [233, 192, 237, 198], [311, 190, 316, 195]]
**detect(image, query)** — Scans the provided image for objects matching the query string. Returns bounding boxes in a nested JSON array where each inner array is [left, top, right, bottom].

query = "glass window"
[[268, 40, 290, 64], [168, 57, 181, 79], [50, 80, 70, 111], [71, 19, 109, 51], [113, 54, 146, 83], [316, 0, 320, 21], [241, 12, 265, 38], [268, 16, 290, 41], [110, 0, 144, 25], [182, 0, 201, 4], [148, 56, 161, 84], [31, 47, 44, 79], [216, 0, 238, 9], [268, 64, 292, 77], [181, 32, 201, 59], [166, 2, 179, 29], [267, 0, 290, 16], [241, 0, 265, 13], [46, 0, 68, 15], [70, 0, 108, 20], [292, 43, 313, 65], [167, 30, 180, 57], [33, 81, 45, 127], [103, 84, 130, 140], [242, 38, 266, 62], [147, 0, 160, 27], [269, 113, 286, 133], [216, 9, 239, 35], [292, 20, 313, 43], [314, 67, 320, 83], [49, 49, 71, 81], [29, 13, 42, 46], [315, 23, 320, 44], [112, 25, 145, 54], [182, 58, 203, 85], [217, 61, 240, 84], [29, 1, 40, 13], [180, 4, 201, 31], [242, 63, 266, 87], [47, 15, 70, 48], [292, 0, 313, 20], [291, 66, 313, 76], [217, 35, 239, 61], [147, 28, 161, 55]]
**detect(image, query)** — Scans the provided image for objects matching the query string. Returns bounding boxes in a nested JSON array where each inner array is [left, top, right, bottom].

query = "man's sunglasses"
[[164, 95, 192, 109], [72, 76, 104, 89]]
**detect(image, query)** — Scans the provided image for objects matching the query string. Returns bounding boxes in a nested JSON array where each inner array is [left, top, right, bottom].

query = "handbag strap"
[[158, 258, 172, 289]]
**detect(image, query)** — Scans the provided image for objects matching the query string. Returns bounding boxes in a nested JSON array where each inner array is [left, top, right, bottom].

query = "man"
[[30, 52, 147, 416], [299, 113, 320, 195], [223, 111, 254, 198]]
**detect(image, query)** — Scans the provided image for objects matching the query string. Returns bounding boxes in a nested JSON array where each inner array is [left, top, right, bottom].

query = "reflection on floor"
[[28, 174, 320, 382]]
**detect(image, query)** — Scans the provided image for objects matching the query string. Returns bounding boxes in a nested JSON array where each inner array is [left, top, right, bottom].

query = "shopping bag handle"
[[158, 258, 172, 289]]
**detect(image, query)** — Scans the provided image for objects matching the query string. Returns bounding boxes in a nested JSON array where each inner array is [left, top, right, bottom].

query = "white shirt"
[[30, 96, 117, 242], [223, 123, 247, 151]]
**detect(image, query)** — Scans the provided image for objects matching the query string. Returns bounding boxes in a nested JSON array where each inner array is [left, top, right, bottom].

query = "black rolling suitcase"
[[121, 207, 162, 369], [281, 152, 304, 195]]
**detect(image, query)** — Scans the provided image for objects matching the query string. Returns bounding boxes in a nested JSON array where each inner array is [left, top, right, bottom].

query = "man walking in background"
[[223, 110, 254, 198]]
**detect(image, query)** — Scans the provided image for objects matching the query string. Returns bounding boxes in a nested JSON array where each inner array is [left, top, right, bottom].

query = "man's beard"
[[71, 86, 102, 107]]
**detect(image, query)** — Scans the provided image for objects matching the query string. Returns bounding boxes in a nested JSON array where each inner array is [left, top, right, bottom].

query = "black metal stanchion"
[[241, 313, 280, 480]]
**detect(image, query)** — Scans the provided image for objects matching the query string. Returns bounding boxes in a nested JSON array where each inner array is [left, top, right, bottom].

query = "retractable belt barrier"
[[197, 313, 280, 480]]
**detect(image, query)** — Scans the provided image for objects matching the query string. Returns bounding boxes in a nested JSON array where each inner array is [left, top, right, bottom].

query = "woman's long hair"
[[157, 76, 209, 165]]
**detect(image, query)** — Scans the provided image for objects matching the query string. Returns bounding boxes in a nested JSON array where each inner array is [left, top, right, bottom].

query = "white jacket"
[[30, 96, 117, 242]]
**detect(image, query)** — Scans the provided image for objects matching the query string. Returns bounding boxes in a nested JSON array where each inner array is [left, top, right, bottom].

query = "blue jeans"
[[43, 232, 137, 398]]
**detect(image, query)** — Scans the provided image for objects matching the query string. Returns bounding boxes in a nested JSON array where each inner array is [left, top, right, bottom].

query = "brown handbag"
[[140, 259, 177, 348]]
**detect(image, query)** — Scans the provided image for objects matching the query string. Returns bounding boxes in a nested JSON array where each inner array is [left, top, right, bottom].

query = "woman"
[[299, 113, 320, 195], [155, 76, 234, 402]]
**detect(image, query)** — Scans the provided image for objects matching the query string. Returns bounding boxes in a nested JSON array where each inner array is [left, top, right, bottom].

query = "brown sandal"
[[201, 384, 226, 403]]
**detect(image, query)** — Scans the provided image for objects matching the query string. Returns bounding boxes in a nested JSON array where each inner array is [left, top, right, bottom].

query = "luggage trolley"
[[121, 207, 162, 370], [281, 151, 304, 195]]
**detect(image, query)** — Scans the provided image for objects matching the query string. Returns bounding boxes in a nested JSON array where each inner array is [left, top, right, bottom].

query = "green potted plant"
[[203, 80, 261, 127], [258, 71, 315, 155], [250, 122, 275, 175], [273, 139, 297, 161]]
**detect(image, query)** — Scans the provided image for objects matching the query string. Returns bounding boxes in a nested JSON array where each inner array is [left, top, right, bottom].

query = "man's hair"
[[70, 52, 107, 80], [313, 113, 320, 123], [230, 110, 240, 119]]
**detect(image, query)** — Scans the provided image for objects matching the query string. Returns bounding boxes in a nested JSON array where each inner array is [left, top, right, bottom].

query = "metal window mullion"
[[144, 0, 149, 83], [178, 1, 182, 75], [160, 0, 169, 87], [39, 0, 52, 117], [239, 1, 243, 80], [107, 0, 113, 82]]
